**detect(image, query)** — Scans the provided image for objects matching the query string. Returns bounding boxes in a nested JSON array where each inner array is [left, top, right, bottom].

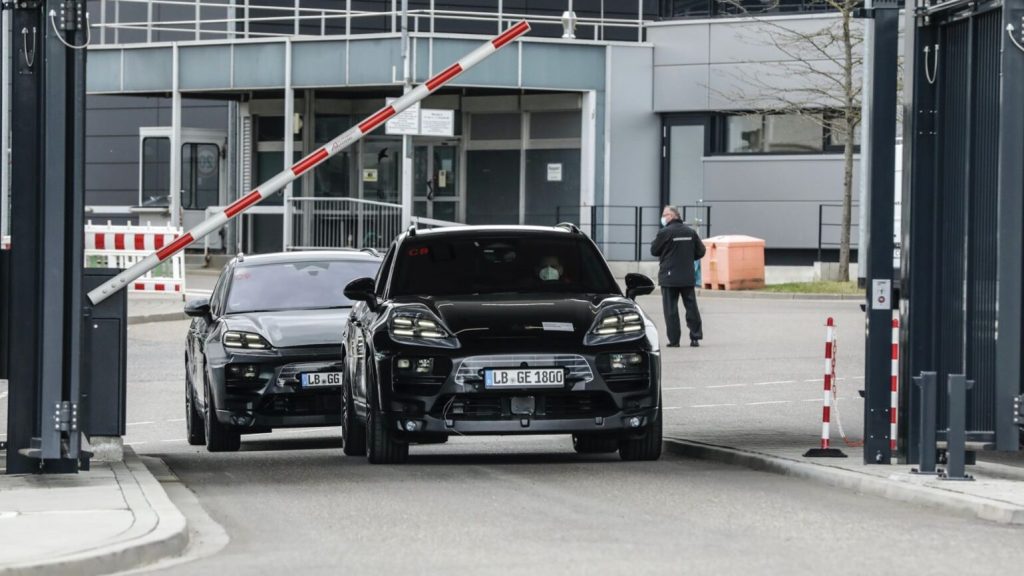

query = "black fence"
[[555, 205, 711, 261], [816, 203, 859, 263]]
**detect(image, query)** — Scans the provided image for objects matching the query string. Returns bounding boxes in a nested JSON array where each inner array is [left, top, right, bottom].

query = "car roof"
[[405, 224, 578, 240], [233, 250, 381, 267]]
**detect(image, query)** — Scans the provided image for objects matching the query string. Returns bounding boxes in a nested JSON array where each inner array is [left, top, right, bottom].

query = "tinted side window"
[[375, 245, 396, 296], [209, 265, 230, 317]]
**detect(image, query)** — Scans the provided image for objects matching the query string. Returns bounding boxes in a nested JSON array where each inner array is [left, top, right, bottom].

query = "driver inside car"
[[538, 255, 566, 282]]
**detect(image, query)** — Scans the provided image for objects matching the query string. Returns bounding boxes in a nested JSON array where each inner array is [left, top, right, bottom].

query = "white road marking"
[[802, 398, 823, 402], [166, 418, 186, 423], [751, 380, 797, 386], [706, 383, 746, 389], [127, 421, 154, 426], [662, 406, 682, 411], [804, 378, 821, 383], [690, 403, 736, 408], [161, 439, 186, 443], [745, 400, 792, 406], [663, 386, 695, 391], [125, 441, 148, 446]]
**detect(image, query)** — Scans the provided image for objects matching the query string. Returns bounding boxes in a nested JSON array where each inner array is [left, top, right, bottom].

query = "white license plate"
[[484, 368, 565, 388], [301, 372, 342, 388]]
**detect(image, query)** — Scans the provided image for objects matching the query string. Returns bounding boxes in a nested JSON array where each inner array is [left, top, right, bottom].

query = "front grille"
[[454, 354, 594, 386], [277, 360, 344, 386], [430, 392, 616, 420], [257, 392, 341, 416]]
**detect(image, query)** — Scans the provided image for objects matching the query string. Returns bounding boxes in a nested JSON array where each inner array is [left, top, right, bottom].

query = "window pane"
[[663, 0, 712, 18], [764, 114, 823, 152], [314, 115, 353, 197], [726, 115, 764, 153], [828, 117, 862, 147], [141, 137, 170, 206], [470, 113, 521, 141], [181, 143, 220, 210], [529, 111, 581, 140]]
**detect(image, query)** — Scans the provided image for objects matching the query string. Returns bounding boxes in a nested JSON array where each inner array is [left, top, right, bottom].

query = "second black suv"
[[341, 224, 661, 464]]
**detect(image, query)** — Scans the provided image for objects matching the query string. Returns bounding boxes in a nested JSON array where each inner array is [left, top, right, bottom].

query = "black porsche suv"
[[341, 224, 662, 464]]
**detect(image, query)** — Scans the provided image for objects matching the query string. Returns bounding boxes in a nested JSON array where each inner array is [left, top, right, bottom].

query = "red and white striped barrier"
[[86, 20, 532, 305], [820, 317, 836, 450], [1, 235, 9, 250], [890, 316, 900, 460], [85, 221, 186, 296]]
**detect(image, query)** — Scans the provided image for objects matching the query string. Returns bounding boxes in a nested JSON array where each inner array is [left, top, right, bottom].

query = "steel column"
[[863, 2, 900, 464], [995, 0, 1024, 451]]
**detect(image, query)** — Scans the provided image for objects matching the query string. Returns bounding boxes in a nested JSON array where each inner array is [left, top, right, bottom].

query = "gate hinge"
[[53, 401, 79, 433]]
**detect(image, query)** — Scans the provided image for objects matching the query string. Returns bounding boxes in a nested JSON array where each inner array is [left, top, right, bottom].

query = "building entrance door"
[[413, 141, 460, 222], [661, 115, 710, 235]]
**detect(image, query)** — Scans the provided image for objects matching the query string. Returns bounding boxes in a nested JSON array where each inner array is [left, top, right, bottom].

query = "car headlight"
[[223, 330, 272, 350], [389, 308, 460, 349], [584, 307, 645, 346]]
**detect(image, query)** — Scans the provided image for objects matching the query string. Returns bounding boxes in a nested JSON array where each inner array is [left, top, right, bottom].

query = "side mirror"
[[344, 276, 378, 309], [625, 273, 655, 301], [184, 297, 211, 318]]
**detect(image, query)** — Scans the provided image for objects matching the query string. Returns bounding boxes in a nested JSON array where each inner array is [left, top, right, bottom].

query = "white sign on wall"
[[385, 100, 420, 135], [420, 109, 454, 137], [547, 163, 563, 182]]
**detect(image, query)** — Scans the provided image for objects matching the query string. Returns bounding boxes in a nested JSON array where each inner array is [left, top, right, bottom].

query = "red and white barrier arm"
[[87, 20, 532, 305]]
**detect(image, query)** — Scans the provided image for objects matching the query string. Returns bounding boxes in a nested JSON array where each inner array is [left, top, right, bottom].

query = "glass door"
[[413, 141, 460, 222], [661, 114, 711, 237]]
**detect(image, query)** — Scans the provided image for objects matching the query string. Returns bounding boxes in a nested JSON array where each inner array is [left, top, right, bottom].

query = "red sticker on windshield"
[[408, 247, 429, 257]]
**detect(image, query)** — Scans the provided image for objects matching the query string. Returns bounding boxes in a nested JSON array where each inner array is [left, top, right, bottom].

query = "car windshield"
[[388, 235, 620, 297], [226, 259, 380, 314]]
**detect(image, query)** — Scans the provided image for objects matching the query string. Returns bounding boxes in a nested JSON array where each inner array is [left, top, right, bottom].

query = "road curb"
[[694, 290, 865, 301], [127, 312, 186, 325], [0, 449, 189, 576], [663, 438, 1024, 526]]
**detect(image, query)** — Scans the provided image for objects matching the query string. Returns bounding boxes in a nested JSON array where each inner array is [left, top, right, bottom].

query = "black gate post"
[[863, 0, 901, 464], [994, 0, 1024, 451]]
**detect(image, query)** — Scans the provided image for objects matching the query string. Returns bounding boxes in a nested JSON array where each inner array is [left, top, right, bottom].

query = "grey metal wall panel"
[[431, 38, 518, 87], [653, 65, 709, 111], [708, 18, 848, 64], [293, 41, 347, 87], [180, 46, 231, 90], [649, 24, 710, 66], [233, 44, 287, 88], [85, 136, 140, 165], [607, 46, 660, 211], [521, 44, 604, 90], [702, 156, 860, 249], [123, 48, 173, 92], [347, 38, 401, 85], [86, 51, 123, 93], [707, 60, 847, 111]]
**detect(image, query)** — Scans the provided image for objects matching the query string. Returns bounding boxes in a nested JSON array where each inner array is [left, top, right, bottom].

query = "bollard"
[[910, 371, 938, 475], [940, 374, 975, 481], [804, 317, 848, 458]]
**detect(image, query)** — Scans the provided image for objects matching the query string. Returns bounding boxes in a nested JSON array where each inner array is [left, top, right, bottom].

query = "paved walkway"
[[0, 449, 186, 575]]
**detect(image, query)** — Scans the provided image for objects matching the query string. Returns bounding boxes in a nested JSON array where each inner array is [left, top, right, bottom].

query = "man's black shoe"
[[690, 339, 700, 347], [667, 342, 680, 348]]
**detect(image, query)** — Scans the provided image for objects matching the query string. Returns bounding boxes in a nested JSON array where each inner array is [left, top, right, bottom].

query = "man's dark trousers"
[[662, 286, 702, 345]]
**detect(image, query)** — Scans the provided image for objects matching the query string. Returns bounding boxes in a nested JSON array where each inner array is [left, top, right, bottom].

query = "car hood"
[[223, 309, 349, 348], [393, 294, 630, 344]]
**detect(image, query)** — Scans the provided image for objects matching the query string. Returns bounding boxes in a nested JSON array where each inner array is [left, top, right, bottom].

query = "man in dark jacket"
[[650, 206, 706, 347]]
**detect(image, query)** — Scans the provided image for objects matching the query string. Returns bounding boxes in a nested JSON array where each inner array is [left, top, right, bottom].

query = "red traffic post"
[[805, 317, 848, 458]]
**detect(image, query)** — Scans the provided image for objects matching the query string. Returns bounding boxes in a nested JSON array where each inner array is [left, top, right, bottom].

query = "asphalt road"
[[107, 297, 1024, 575]]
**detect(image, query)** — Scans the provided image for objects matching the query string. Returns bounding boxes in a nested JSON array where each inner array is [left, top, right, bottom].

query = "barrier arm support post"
[[805, 317, 849, 458], [87, 20, 532, 305]]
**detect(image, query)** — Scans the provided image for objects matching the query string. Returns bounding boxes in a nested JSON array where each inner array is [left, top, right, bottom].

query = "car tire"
[[341, 384, 366, 457], [204, 381, 241, 453], [572, 435, 619, 454], [185, 370, 205, 446], [366, 410, 408, 464], [618, 409, 663, 461]]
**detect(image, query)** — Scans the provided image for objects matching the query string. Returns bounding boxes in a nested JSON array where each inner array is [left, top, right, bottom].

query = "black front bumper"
[[209, 345, 343, 430], [375, 347, 661, 439]]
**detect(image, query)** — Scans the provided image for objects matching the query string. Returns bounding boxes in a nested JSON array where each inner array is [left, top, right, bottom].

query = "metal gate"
[[904, 0, 1023, 456]]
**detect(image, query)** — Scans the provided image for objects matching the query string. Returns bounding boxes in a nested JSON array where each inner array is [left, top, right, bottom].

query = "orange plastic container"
[[700, 235, 766, 290]]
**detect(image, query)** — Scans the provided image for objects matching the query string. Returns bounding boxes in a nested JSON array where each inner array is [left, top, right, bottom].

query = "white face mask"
[[539, 266, 560, 281], [660, 217, 669, 227]]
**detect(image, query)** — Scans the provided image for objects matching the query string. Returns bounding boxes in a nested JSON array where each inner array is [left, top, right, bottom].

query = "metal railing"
[[290, 197, 404, 252], [816, 203, 859, 263], [91, 0, 649, 46], [556, 204, 712, 262]]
